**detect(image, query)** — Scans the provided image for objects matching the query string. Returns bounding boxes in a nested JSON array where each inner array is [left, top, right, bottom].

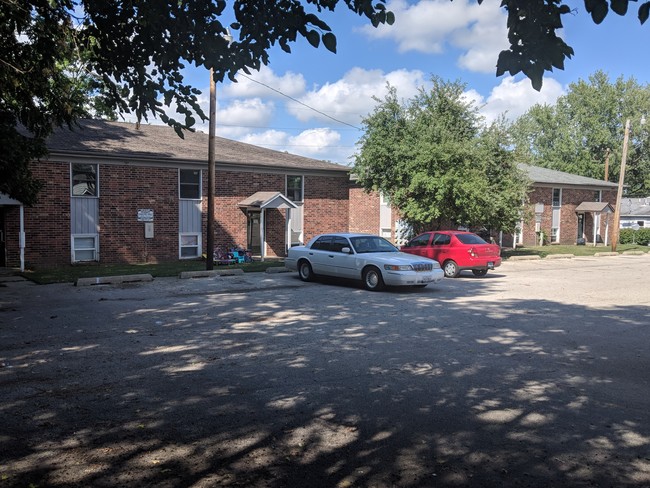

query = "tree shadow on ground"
[[0, 277, 649, 487]]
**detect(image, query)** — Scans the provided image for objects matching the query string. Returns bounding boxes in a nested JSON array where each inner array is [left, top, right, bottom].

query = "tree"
[[354, 78, 529, 234], [1, 0, 395, 204], [495, 0, 650, 91], [510, 71, 650, 196]]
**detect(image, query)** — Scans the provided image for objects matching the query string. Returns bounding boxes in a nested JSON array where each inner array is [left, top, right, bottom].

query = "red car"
[[401, 230, 501, 278]]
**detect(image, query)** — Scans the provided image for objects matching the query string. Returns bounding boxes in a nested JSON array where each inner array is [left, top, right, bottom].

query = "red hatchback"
[[401, 230, 501, 278]]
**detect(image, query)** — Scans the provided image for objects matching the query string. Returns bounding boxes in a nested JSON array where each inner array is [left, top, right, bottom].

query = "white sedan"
[[285, 233, 444, 291]]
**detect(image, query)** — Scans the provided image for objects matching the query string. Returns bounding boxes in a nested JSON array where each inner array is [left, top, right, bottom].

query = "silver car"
[[285, 233, 444, 291]]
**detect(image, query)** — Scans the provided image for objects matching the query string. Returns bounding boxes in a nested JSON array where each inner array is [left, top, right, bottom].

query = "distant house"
[[513, 164, 618, 247], [1, 120, 367, 270], [620, 197, 650, 229]]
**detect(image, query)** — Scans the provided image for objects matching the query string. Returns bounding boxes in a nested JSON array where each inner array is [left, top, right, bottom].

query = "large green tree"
[[511, 71, 650, 196], [354, 78, 529, 234]]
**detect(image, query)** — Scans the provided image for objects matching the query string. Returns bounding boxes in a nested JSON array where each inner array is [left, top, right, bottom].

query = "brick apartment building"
[[513, 164, 618, 247], [1, 120, 366, 270], [0, 121, 622, 270]]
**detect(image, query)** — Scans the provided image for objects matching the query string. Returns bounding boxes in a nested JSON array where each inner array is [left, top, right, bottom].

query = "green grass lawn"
[[501, 243, 649, 259], [20, 259, 287, 285]]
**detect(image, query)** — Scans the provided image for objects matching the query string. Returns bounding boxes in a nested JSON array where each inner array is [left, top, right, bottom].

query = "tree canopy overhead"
[[353, 77, 529, 235], [2, 0, 649, 204], [1, 0, 395, 204]]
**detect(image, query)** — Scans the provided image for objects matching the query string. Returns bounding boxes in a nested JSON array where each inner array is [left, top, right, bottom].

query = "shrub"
[[619, 228, 650, 245]]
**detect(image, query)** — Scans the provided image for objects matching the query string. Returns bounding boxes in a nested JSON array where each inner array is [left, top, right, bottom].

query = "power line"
[[237, 73, 361, 131]]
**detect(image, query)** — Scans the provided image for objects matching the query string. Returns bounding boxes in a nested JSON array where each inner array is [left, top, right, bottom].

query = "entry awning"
[[0, 192, 23, 205], [238, 191, 297, 210], [575, 202, 614, 213]]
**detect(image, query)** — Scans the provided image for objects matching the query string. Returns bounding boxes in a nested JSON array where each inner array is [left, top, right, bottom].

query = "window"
[[638, 221, 645, 228], [311, 236, 332, 251], [594, 190, 601, 202], [406, 233, 431, 247], [433, 233, 451, 245], [179, 233, 201, 258], [179, 169, 201, 199], [330, 236, 350, 253], [71, 164, 98, 196], [552, 188, 561, 207], [72, 234, 98, 262], [286, 175, 303, 202]]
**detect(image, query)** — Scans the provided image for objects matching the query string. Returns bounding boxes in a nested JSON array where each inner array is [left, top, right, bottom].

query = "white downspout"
[[19, 205, 25, 272], [286, 207, 292, 256], [260, 209, 266, 262]]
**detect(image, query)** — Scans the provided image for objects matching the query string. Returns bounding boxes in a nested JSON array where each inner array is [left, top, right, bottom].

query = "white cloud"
[[241, 128, 342, 160], [473, 76, 566, 123], [361, 0, 509, 73], [287, 67, 428, 125], [223, 65, 307, 99]]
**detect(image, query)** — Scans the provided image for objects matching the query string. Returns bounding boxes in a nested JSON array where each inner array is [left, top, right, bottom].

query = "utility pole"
[[604, 148, 610, 181], [610, 119, 630, 252], [206, 68, 217, 270]]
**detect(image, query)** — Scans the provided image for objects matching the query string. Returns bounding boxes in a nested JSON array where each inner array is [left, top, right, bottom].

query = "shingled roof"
[[44, 119, 349, 174], [518, 163, 618, 189], [621, 198, 650, 217]]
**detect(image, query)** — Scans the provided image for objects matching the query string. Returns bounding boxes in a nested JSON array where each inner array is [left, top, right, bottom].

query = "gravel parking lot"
[[1, 254, 649, 487]]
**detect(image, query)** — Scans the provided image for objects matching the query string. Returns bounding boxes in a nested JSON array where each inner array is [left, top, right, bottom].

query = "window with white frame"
[[179, 233, 201, 258], [71, 164, 98, 197], [72, 234, 98, 262], [551, 188, 561, 243], [179, 169, 202, 199], [594, 190, 601, 202], [552, 188, 561, 207], [286, 175, 303, 202]]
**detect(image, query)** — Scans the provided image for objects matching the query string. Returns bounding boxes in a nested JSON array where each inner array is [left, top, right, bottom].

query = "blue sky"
[[160, 0, 650, 167]]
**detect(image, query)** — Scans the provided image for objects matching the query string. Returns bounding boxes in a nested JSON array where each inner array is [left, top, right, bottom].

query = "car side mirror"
[[341, 247, 352, 254]]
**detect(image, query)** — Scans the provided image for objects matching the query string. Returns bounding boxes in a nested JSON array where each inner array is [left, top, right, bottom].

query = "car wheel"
[[363, 266, 385, 291], [472, 269, 488, 277], [298, 260, 314, 282], [443, 260, 460, 278]]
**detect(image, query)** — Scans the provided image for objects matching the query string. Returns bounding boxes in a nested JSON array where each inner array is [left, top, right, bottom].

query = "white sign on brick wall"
[[137, 209, 154, 222]]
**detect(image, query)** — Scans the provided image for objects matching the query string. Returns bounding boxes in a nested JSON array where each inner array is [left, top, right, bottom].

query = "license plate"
[[487, 262, 494, 269]]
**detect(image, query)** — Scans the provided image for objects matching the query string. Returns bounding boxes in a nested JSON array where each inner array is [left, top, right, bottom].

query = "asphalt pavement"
[[1, 254, 649, 487]]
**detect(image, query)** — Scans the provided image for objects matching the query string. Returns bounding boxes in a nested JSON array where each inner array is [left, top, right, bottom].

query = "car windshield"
[[350, 236, 399, 254], [456, 233, 488, 245]]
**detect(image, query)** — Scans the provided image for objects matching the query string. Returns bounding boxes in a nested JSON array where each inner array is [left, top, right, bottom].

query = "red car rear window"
[[456, 234, 488, 245]]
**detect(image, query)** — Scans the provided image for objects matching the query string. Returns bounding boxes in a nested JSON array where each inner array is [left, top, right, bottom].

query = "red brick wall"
[[99, 165, 179, 263], [348, 185, 380, 235], [302, 175, 350, 243], [5, 162, 70, 267]]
